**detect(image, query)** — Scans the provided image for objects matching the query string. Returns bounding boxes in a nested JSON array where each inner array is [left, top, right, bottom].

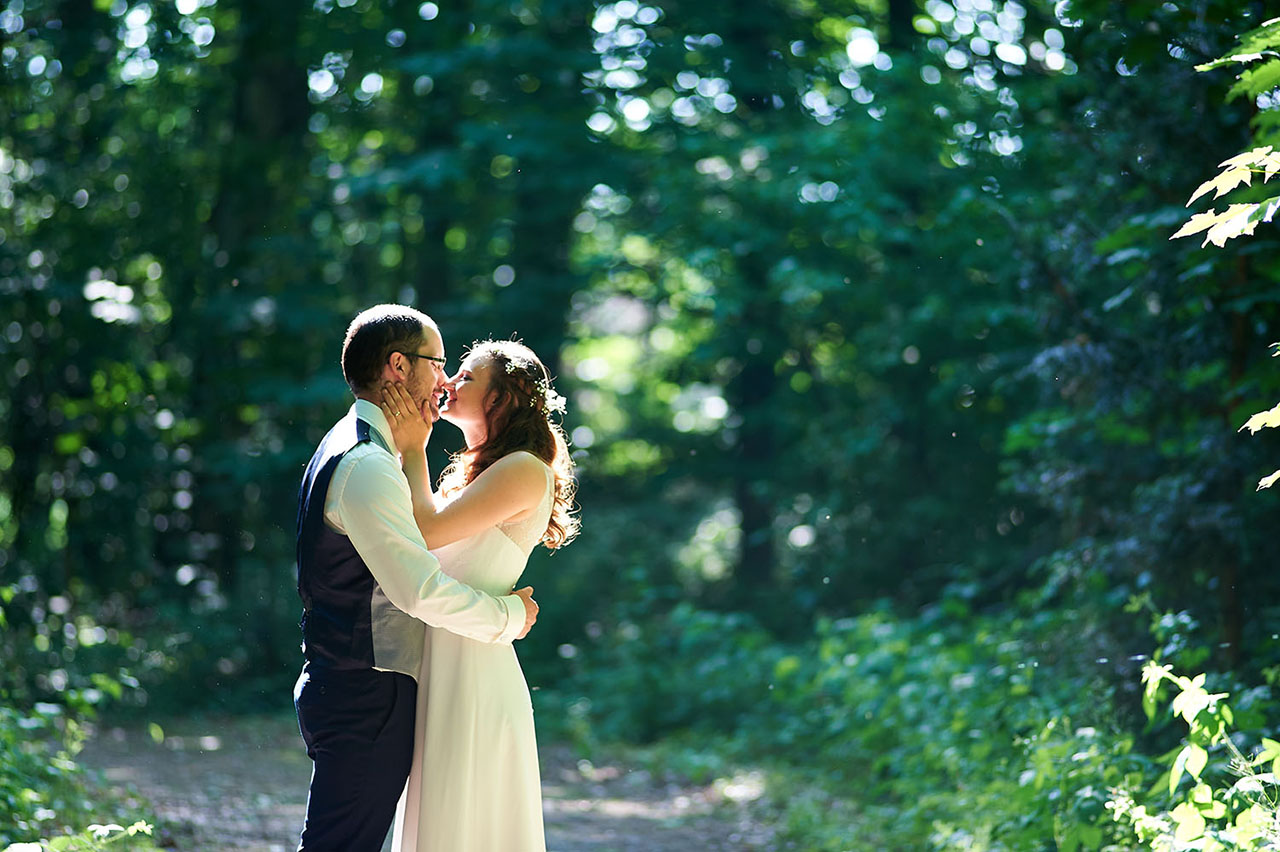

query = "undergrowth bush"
[[3, 821, 158, 852], [548, 598, 1168, 850], [1109, 663, 1280, 850], [0, 705, 158, 850], [0, 704, 154, 850], [0, 704, 95, 846]]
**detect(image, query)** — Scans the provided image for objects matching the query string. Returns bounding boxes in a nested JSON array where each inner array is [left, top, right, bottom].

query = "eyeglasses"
[[395, 351, 447, 372]]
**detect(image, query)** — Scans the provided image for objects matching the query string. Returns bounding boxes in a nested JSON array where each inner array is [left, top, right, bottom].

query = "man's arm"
[[332, 447, 533, 643]]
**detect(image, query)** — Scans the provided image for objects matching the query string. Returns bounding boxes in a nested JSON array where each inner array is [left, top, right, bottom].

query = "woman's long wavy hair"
[[437, 340, 579, 550]]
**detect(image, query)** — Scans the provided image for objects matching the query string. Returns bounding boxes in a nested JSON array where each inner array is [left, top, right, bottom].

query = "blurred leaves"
[[5, 0, 1280, 845]]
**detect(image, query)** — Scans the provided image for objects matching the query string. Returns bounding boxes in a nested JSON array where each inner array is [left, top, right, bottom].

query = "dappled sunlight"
[[79, 717, 313, 850], [76, 721, 770, 850], [6, 0, 1280, 848], [540, 751, 774, 851]]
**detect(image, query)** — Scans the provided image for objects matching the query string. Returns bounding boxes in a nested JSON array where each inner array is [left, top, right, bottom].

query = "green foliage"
[[1196, 16, 1280, 97], [0, 705, 87, 846], [1109, 663, 1280, 850], [0, 704, 151, 849], [1170, 18, 1280, 495], [1172, 149, 1280, 248], [550, 597, 1149, 850], [6, 0, 1280, 846], [3, 821, 157, 852], [2, 0, 1274, 711]]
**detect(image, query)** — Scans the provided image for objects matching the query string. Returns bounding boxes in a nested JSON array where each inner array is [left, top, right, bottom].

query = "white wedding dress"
[[391, 454, 551, 852]]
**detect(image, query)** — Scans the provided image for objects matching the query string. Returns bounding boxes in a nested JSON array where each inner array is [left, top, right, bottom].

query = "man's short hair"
[[341, 304, 436, 394]]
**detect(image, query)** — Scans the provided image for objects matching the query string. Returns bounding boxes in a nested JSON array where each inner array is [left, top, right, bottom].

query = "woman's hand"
[[380, 382, 431, 456]]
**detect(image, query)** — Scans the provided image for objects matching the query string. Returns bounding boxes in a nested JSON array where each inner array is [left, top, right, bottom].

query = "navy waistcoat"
[[295, 414, 423, 676]]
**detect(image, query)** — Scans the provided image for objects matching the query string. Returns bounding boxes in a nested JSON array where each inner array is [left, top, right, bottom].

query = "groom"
[[293, 304, 539, 851]]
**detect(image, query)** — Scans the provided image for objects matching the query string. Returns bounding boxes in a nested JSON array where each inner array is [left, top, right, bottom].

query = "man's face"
[[403, 325, 449, 422]]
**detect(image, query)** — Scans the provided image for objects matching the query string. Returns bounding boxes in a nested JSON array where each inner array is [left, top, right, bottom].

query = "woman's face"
[[439, 354, 496, 432]]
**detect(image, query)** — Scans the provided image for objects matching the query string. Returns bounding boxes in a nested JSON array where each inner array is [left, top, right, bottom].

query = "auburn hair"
[[437, 340, 579, 550]]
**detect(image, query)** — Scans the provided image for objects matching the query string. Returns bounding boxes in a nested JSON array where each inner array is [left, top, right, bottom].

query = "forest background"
[[5, 0, 1280, 848]]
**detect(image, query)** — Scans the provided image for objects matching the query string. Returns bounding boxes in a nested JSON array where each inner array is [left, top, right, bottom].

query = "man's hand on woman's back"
[[513, 586, 538, 639]]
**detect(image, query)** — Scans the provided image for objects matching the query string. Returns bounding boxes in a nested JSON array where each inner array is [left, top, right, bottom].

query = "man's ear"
[[386, 351, 410, 381]]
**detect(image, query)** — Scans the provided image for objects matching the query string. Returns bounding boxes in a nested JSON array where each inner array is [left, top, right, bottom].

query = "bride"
[[380, 339, 579, 852]]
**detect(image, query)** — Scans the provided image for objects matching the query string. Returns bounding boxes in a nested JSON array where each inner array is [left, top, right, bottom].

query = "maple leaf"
[[1205, 204, 1260, 246], [1232, 17, 1280, 60], [1195, 18, 1280, 70], [1170, 204, 1257, 244], [1218, 146, 1273, 169], [1240, 402, 1280, 434], [1186, 166, 1253, 206], [1229, 60, 1280, 103]]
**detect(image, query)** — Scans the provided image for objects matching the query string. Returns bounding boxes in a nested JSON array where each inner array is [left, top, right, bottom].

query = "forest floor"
[[78, 714, 777, 851]]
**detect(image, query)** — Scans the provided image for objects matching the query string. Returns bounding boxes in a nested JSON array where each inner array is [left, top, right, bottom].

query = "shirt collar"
[[352, 399, 395, 454]]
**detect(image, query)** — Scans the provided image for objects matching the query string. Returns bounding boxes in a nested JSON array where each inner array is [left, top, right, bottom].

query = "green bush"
[[1110, 663, 1280, 850], [759, 608, 1149, 850], [0, 704, 97, 846], [555, 597, 1156, 850], [3, 821, 158, 852], [0, 704, 157, 850], [561, 601, 783, 743]]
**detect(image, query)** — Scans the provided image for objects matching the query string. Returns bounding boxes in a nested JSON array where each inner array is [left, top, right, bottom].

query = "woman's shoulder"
[[494, 450, 552, 472], [478, 450, 551, 487]]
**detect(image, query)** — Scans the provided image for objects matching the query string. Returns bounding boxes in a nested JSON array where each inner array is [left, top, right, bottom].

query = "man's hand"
[[513, 586, 538, 639]]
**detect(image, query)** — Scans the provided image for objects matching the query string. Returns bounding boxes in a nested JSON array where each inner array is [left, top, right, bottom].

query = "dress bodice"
[[431, 454, 553, 597]]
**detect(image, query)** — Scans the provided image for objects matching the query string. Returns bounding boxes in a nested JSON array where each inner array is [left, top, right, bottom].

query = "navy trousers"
[[294, 666, 418, 852]]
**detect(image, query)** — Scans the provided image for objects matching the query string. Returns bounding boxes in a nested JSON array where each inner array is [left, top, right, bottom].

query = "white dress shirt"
[[322, 400, 525, 660]]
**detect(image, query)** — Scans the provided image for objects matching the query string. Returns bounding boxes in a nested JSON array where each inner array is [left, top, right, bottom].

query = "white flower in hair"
[[531, 377, 566, 416], [503, 354, 565, 416]]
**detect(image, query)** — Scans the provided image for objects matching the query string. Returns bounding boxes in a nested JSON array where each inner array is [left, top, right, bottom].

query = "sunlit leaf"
[[1259, 196, 1280, 222], [1230, 773, 1276, 794], [1170, 746, 1189, 795], [1239, 403, 1280, 434], [1197, 51, 1271, 72], [1185, 745, 1208, 780], [1186, 166, 1252, 206], [1171, 208, 1228, 239], [1173, 185, 1280, 249], [1262, 152, 1280, 181], [1171, 801, 1206, 842], [1206, 204, 1261, 246], [1172, 685, 1207, 722], [1196, 18, 1280, 70], [1200, 799, 1227, 819], [1217, 146, 1273, 169], [1235, 803, 1269, 840]]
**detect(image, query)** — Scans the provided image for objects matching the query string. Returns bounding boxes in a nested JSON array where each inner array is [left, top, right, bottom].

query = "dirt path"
[[79, 715, 775, 851]]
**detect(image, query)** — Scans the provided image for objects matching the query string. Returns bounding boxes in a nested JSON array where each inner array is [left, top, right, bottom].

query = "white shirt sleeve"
[[325, 444, 525, 645]]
